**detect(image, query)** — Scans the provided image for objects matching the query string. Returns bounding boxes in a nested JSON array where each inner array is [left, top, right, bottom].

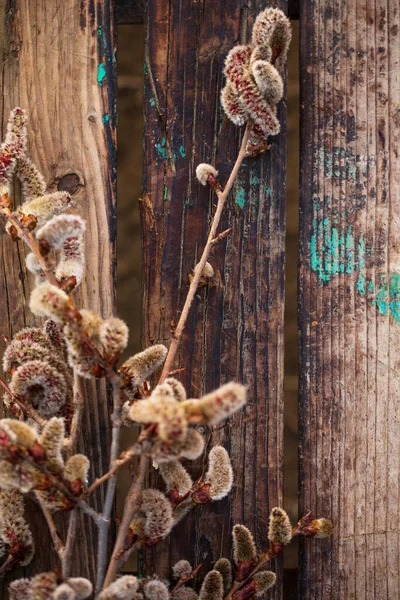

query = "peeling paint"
[[179, 145, 186, 158], [97, 63, 106, 86], [102, 114, 109, 124], [156, 137, 167, 159], [236, 187, 246, 209]]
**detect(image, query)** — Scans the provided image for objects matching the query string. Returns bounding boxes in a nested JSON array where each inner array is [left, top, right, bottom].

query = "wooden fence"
[[0, 0, 399, 598]]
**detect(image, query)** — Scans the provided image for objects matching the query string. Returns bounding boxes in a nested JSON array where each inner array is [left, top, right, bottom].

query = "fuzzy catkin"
[[10, 359, 68, 418], [268, 507, 292, 545], [9, 579, 31, 600], [214, 559, 232, 593], [160, 461, 193, 496], [65, 578, 93, 599], [232, 525, 257, 564], [120, 344, 168, 397], [143, 580, 170, 600], [204, 446, 233, 500], [195, 163, 218, 186], [99, 317, 129, 357], [0, 490, 34, 566], [164, 377, 187, 402], [198, 570, 223, 600], [14, 156, 46, 200], [30, 283, 72, 323], [173, 588, 198, 600], [98, 576, 139, 600], [140, 489, 173, 540], [253, 570, 276, 594], [178, 428, 205, 460], [64, 454, 90, 484], [181, 382, 247, 425], [20, 191, 72, 228], [40, 418, 65, 473], [172, 559, 193, 580]]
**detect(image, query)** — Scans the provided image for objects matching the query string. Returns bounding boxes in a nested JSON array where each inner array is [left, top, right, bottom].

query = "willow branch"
[[95, 375, 123, 591], [102, 453, 149, 589], [34, 491, 64, 558], [223, 513, 313, 599], [62, 509, 78, 577], [158, 121, 252, 383], [64, 371, 84, 455]]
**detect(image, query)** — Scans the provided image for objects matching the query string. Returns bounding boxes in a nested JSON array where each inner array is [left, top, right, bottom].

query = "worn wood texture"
[[0, 0, 116, 595], [299, 0, 400, 597], [141, 1, 287, 597]]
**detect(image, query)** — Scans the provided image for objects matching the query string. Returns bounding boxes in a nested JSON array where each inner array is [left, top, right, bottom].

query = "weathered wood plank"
[[0, 0, 116, 595], [299, 1, 400, 597], [115, 0, 144, 24], [142, 1, 287, 597]]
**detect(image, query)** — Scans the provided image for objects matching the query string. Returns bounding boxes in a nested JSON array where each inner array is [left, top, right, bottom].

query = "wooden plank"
[[299, 0, 400, 597], [0, 0, 116, 596], [142, 1, 287, 597]]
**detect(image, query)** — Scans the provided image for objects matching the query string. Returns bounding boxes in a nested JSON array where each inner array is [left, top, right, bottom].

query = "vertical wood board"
[[0, 0, 116, 595], [299, 0, 400, 597], [142, 1, 287, 597]]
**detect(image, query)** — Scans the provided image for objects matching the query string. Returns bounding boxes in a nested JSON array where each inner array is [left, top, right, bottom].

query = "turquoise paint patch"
[[102, 114, 109, 124], [179, 145, 186, 158], [250, 173, 260, 187], [156, 137, 167, 159], [356, 236, 366, 296], [150, 97, 156, 107], [236, 187, 246, 209], [97, 63, 106, 86], [163, 186, 168, 200]]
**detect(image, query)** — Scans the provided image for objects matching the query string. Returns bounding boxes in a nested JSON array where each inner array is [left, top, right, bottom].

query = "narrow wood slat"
[[0, 1, 116, 596], [115, 0, 144, 24], [299, 0, 400, 597], [142, 1, 287, 596]]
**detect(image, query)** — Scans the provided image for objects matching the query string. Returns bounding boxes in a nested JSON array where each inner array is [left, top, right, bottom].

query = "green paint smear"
[[310, 213, 400, 322], [102, 114, 109, 124], [236, 187, 246, 209], [156, 137, 167, 159], [97, 63, 106, 86], [150, 97, 156, 107], [179, 145, 186, 158]]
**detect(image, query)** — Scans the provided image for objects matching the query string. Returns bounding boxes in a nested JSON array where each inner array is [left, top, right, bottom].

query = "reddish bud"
[[233, 579, 257, 599], [191, 483, 212, 504], [235, 560, 255, 582]]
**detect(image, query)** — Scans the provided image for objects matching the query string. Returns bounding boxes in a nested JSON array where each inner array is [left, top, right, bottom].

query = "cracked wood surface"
[[299, 0, 400, 597], [142, 1, 287, 597], [0, 0, 116, 596]]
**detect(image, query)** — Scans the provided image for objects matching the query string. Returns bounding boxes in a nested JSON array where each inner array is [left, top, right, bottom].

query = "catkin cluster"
[[9, 572, 92, 600], [220, 8, 291, 156], [0, 417, 89, 512], [0, 109, 86, 291], [3, 322, 73, 420]]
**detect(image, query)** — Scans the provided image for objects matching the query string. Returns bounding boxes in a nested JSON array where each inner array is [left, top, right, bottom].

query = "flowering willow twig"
[[158, 120, 252, 383], [33, 491, 64, 558], [223, 513, 313, 600]]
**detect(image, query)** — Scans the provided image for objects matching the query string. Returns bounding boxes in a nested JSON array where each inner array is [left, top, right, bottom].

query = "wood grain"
[[0, 0, 116, 596], [299, 0, 400, 597], [142, 1, 287, 597]]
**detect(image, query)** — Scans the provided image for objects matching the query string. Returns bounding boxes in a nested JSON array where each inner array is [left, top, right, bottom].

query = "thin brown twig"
[[64, 371, 84, 454], [95, 375, 124, 591], [102, 453, 149, 589], [62, 509, 78, 577], [158, 121, 252, 383], [34, 491, 64, 558], [85, 444, 141, 498], [170, 564, 202, 594]]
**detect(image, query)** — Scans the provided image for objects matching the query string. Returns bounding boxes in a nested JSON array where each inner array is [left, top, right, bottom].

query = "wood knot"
[[57, 173, 81, 195]]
